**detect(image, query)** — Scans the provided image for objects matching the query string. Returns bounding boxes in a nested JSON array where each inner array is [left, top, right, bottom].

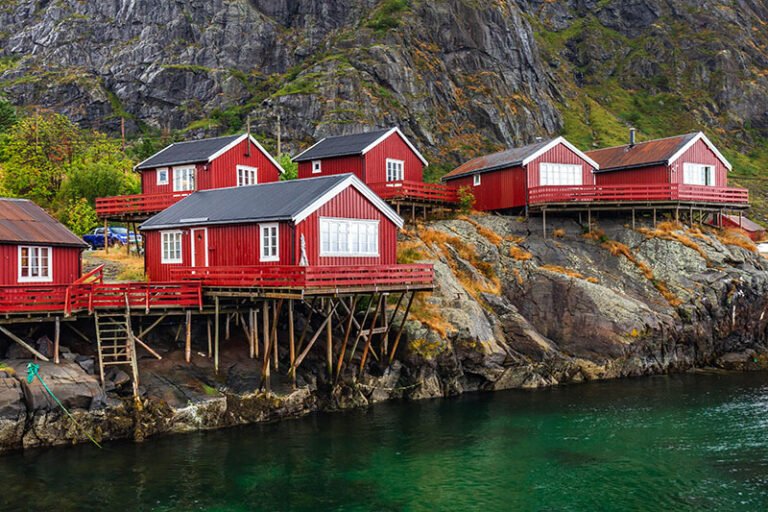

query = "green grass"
[[365, 0, 410, 32]]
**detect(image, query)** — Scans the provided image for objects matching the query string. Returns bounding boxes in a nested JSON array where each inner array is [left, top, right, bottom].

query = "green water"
[[1, 372, 767, 511]]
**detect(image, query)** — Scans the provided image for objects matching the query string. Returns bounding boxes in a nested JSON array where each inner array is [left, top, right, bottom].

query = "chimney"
[[535, 136, 543, 143], [629, 128, 636, 147]]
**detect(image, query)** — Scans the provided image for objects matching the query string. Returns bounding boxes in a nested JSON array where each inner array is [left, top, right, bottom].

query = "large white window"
[[386, 159, 404, 182], [260, 223, 279, 262], [683, 163, 715, 186], [157, 168, 169, 185], [539, 163, 583, 186], [173, 167, 196, 192], [18, 246, 52, 283], [320, 218, 379, 257], [237, 165, 258, 186], [473, 174, 481, 186], [312, 161, 322, 174], [161, 231, 183, 264]]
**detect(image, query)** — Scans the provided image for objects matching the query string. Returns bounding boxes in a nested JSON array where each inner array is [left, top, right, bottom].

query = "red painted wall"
[[446, 166, 527, 211], [526, 143, 596, 187], [140, 138, 282, 195], [594, 165, 670, 186], [144, 186, 398, 281], [297, 155, 363, 180], [0, 244, 81, 285], [294, 186, 398, 265], [363, 131, 424, 184], [296, 132, 425, 185], [669, 139, 729, 187]]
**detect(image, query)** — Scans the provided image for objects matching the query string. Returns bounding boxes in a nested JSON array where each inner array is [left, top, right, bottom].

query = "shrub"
[[457, 186, 476, 213], [509, 245, 533, 261]]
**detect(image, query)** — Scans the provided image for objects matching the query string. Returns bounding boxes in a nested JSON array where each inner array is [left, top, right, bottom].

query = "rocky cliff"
[[1, 0, 767, 169], [1, 215, 767, 452]]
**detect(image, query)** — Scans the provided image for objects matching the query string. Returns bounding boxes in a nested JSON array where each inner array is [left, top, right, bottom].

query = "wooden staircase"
[[95, 297, 141, 398]]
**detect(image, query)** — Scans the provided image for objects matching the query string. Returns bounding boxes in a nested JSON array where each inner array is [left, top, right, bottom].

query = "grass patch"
[[716, 228, 758, 253], [365, 0, 409, 32], [409, 296, 454, 340], [509, 245, 533, 261], [397, 240, 429, 263], [457, 215, 503, 246]]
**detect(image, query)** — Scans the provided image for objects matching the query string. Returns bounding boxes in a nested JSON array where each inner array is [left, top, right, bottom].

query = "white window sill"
[[161, 259, 183, 264], [319, 253, 380, 258], [18, 276, 53, 283], [260, 256, 280, 262]]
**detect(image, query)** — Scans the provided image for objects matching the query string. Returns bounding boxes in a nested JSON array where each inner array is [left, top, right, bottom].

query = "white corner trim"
[[521, 136, 601, 170], [292, 175, 404, 229], [667, 132, 732, 171], [208, 134, 287, 174], [361, 127, 430, 166], [292, 137, 328, 162], [190, 227, 209, 267]]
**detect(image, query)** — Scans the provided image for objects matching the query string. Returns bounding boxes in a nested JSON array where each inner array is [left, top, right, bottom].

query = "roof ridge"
[[192, 174, 350, 194], [167, 133, 243, 146], [588, 132, 698, 153]]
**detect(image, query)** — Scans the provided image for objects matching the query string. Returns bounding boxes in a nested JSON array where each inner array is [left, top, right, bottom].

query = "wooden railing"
[[95, 191, 192, 217], [368, 181, 459, 204], [170, 264, 435, 289], [528, 184, 749, 205], [0, 285, 72, 313]]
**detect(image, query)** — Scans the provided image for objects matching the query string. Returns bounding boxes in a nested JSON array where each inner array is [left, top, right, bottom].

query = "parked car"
[[83, 227, 142, 249]]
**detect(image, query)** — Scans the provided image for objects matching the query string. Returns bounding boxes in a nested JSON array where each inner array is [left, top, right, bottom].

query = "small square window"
[[312, 161, 322, 174], [473, 174, 481, 186], [157, 168, 169, 185]]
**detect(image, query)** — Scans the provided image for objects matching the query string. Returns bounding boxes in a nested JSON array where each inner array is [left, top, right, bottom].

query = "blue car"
[[83, 227, 142, 249]]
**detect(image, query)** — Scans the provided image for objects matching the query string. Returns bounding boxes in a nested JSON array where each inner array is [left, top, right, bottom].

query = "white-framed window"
[[320, 218, 379, 257], [173, 166, 196, 192], [386, 159, 404, 182], [161, 231, 183, 264], [683, 163, 715, 186], [312, 160, 322, 174], [473, 174, 481, 186], [539, 163, 583, 186], [157, 168, 169, 185], [237, 165, 258, 186], [260, 223, 279, 262], [18, 246, 52, 283]]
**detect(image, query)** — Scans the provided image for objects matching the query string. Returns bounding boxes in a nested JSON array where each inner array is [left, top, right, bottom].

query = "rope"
[[354, 379, 424, 392], [26, 363, 102, 449]]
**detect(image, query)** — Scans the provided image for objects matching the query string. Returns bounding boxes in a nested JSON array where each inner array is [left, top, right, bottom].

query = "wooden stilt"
[[65, 323, 91, 344], [411, 203, 415, 220], [653, 208, 657, 226], [389, 292, 416, 365], [587, 209, 592, 233], [359, 294, 384, 372], [347, 294, 375, 367], [288, 299, 296, 387], [54, 316, 60, 364], [675, 208, 680, 223], [185, 310, 192, 363], [262, 301, 270, 388], [335, 295, 359, 382], [271, 300, 282, 370], [137, 313, 168, 339], [381, 293, 405, 358], [291, 301, 340, 372], [248, 309, 255, 359], [103, 218, 109, 254], [0, 325, 49, 361], [296, 298, 317, 354], [326, 299, 333, 379], [253, 307, 259, 358], [214, 297, 220, 374], [225, 313, 231, 340], [631, 208, 636, 230], [206, 317, 212, 357], [542, 209, 547, 239]]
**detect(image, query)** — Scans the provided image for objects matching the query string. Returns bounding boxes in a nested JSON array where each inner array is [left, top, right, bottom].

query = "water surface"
[[1, 372, 767, 511]]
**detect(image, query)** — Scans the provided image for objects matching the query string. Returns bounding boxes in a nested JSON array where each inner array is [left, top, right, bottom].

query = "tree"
[[0, 98, 17, 133], [278, 153, 298, 180], [60, 198, 98, 236]]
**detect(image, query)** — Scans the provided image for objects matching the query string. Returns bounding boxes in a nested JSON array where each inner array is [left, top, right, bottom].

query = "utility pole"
[[120, 117, 126, 152], [246, 115, 251, 157], [277, 112, 282, 156]]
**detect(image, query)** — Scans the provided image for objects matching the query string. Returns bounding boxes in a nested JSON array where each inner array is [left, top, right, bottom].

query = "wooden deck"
[[368, 180, 458, 205], [95, 191, 192, 220]]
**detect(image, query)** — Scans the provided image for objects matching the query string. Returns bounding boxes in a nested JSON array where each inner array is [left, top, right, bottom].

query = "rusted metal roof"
[[442, 139, 553, 181], [0, 198, 88, 247], [587, 133, 698, 173]]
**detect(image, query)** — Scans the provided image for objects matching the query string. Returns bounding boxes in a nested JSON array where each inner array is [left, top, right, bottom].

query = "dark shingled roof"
[[0, 198, 88, 247], [587, 133, 698, 173], [442, 139, 554, 181], [136, 134, 243, 170], [140, 175, 352, 230], [292, 129, 392, 162]]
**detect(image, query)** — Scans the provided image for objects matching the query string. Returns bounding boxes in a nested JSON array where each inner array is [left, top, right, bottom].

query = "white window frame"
[[473, 174, 481, 186], [161, 231, 183, 264], [386, 159, 404, 182], [683, 163, 715, 187], [173, 166, 196, 192], [312, 160, 322, 174], [539, 162, 583, 186], [260, 223, 279, 262], [237, 165, 258, 187], [156, 167, 169, 185], [320, 217, 379, 257], [18, 246, 52, 283]]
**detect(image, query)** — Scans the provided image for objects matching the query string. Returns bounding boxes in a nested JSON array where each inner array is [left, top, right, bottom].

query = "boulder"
[[11, 361, 105, 412]]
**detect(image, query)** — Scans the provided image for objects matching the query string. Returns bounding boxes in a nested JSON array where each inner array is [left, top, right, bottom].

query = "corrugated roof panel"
[[293, 129, 392, 162], [136, 134, 243, 170], [587, 133, 697, 172], [0, 198, 88, 247], [442, 139, 554, 180]]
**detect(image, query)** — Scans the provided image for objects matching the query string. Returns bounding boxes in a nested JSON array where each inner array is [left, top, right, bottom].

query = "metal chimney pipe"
[[629, 128, 636, 146]]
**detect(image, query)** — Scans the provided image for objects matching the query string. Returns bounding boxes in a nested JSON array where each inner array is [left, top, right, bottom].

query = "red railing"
[[369, 181, 459, 204], [528, 184, 749, 205], [95, 191, 192, 217], [0, 282, 203, 315], [170, 264, 434, 289]]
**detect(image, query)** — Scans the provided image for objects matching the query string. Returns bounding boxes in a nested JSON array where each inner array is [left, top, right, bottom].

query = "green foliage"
[[0, 98, 17, 133], [277, 154, 298, 180], [457, 186, 475, 213], [365, 0, 409, 32], [60, 198, 97, 236]]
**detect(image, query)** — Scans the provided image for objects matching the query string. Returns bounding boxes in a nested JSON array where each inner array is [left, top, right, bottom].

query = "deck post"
[[359, 294, 384, 372], [248, 308, 255, 359], [739, 211, 743, 229], [326, 299, 333, 379], [225, 313, 230, 340], [214, 297, 220, 374], [689, 205, 693, 225], [653, 208, 657, 226], [263, 301, 270, 388], [288, 299, 296, 387], [185, 310, 192, 363], [54, 316, 60, 364], [675, 207, 679, 223], [271, 300, 282, 370], [389, 292, 416, 365], [253, 307, 259, 358], [632, 208, 636, 230], [542, 209, 547, 239], [411, 203, 415, 220], [206, 317, 212, 357], [103, 218, 109, 254], [587, 209, 592, 233], [335, 295, 359, 382]]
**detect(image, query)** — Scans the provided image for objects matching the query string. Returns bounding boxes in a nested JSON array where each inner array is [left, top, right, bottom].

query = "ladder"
[[95, 296, 141, 399]]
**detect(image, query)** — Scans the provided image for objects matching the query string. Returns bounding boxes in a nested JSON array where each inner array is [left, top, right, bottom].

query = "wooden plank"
[[185, 310, 192, 363], [288, 300, 296, 386], [389, 292, 416, 364], [54, 316, 60, 364], [0, 324, 50, 361]]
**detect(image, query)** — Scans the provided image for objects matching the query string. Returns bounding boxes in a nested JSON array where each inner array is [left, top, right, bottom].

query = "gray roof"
[[140, 175, 352, 230], [442, 139, 554, 180], [136, 134, 243, 170], [292, 129, 392, 162]]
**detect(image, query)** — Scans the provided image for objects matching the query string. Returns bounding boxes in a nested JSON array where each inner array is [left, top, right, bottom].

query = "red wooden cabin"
[[292, 128, 456, 205], [441, 137, 599, 211], [96, 133, 285, 220], [713, 214, 765, 241], [139, 174, 407, 283], [0, 198, 87, 285]]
